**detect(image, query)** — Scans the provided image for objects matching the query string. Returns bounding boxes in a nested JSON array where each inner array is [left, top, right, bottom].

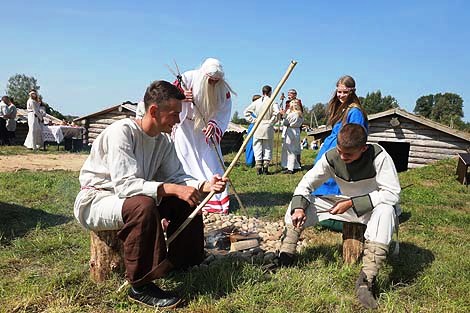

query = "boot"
[[278, 225, 301, 266], [356, 240, 389, 309], [263, 160, 270, 175], [355, 270, 378, 309], [256, 161, 263, 175]]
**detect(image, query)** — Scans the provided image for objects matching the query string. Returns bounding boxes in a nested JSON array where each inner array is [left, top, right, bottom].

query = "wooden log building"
[[307, 108, 470, 171], [73, 102, 246, 154]]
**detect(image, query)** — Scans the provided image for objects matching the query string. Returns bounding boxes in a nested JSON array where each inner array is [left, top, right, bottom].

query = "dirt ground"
[[0, 153, 88, 172]]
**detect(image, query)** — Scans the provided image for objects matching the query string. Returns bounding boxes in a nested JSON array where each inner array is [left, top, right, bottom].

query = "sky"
[[1, 0, 469, 122]]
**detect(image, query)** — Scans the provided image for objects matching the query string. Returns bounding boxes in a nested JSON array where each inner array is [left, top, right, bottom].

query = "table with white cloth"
[[42, 125, 85, 150]]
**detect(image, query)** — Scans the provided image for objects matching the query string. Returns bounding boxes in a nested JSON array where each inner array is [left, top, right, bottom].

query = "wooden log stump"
[[90, 230, 125, 283], [342, 222, 367, 264]]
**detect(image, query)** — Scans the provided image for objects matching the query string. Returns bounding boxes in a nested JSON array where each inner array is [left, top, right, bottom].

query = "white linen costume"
[[284, 143, 400, 245], [172, 59, 232, 213], [74, 118, 203, 231], [243, 96, 279, 162], [280, 111, 304, 171], [23, 97, 43, 150]]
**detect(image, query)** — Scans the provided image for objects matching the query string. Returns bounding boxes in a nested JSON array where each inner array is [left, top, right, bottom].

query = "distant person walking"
[[24, 90, 44, 150]]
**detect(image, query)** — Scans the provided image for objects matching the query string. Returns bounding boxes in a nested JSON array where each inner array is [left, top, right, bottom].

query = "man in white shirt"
[[4, 97, 17, 144], [0, 96, 9, 145], [74, 80, 227, 309], [243, 85, 280, 175]]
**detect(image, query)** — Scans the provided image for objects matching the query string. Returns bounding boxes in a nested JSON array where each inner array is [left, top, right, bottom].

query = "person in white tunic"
[[5, 97, 17, 144], [74, 80, 227, 309], [0, 96, 9, 145], [278, 124, 401, 309], [244, 85, 280, 175], [280, 100, 304, 174], [23, 90, 43, 150], [173, 58, 235, 214]]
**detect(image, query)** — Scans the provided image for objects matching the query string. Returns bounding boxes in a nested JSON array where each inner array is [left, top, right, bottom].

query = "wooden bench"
[[342, 222, 367, 264], [90, 231, 124, 283]]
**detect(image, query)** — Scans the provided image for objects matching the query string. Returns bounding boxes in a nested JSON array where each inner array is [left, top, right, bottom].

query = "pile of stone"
[[199, 212, 309, 267]]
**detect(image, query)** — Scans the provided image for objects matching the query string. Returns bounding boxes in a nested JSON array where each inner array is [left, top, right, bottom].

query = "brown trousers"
[[118, 195, 204, 287]]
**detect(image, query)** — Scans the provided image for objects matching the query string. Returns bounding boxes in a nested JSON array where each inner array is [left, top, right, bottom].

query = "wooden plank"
[[230, 239, 259, 252], [368, 137, 466, 149]]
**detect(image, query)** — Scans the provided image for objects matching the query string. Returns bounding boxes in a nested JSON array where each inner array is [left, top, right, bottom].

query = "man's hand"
[[202, 174, 228, 193], [159, 183, 201, 207], [291, 208, 306, 228], [330, 199, 353, 215], [184, 89, 193, 103]]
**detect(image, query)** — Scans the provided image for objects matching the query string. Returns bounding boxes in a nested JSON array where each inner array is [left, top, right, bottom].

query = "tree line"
[[232, 90, 470, 132], [3, 74, 74, 121], [4, 74, 468, 131]]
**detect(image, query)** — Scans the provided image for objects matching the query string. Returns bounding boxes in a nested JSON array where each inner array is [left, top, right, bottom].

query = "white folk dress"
[[281, 111, 304, 171], [23, 98, 43, 150], [173, 70, 232, 213]]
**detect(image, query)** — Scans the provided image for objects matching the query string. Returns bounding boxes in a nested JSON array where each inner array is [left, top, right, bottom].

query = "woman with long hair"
[[313, 75, 368, 196]]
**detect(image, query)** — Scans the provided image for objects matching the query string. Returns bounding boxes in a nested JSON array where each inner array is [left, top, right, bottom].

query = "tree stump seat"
[[342, 222, 367, 264], [89, 230, 125, 283]]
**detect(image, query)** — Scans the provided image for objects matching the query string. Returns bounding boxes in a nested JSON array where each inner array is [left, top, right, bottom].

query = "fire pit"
[[204, 225, 261, 254]]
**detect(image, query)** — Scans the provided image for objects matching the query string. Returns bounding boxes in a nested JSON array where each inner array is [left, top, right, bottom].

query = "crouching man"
[[74, 80, 227, 309], [278, 123, 400, 309]]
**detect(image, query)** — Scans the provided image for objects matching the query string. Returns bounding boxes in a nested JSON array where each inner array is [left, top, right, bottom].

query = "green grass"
[[0, 145, 469, 312]]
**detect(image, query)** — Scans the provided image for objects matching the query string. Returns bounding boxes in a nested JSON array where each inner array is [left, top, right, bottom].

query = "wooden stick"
[[167, 60, 298, 247], [211, 141, 250, 217]]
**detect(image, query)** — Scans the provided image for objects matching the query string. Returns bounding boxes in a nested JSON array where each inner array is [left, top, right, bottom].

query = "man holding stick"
[[74, 80, 227, 309], [278, 123, 401, 309]]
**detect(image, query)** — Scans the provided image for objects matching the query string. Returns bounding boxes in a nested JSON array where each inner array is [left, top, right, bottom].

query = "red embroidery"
[[226, 91, 231, 99], [173, 79, 184, 93]]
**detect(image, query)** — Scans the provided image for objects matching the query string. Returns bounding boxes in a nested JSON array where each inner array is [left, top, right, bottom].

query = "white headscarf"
[[192, 58, 235, 130]]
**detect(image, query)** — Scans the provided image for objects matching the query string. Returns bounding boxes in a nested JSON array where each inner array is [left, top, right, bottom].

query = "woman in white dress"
[[281, 100, 304, 174], [23, 90, 44, 150]]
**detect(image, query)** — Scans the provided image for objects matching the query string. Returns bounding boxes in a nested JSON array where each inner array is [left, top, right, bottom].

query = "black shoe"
[[278, 252, 295, 267], [128, 283, 181, 309], [283, 170, 294, 175], [355, 271, 378, 309], [257, 168, 263, 175], [263, 167, 269, 175]]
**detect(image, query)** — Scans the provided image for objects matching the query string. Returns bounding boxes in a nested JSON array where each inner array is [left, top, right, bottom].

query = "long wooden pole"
[[167, 60, 298, 247]]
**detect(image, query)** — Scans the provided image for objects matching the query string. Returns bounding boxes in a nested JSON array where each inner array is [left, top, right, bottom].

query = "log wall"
[[368, 116, 470, 169], [83, 110, 134, 144]]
